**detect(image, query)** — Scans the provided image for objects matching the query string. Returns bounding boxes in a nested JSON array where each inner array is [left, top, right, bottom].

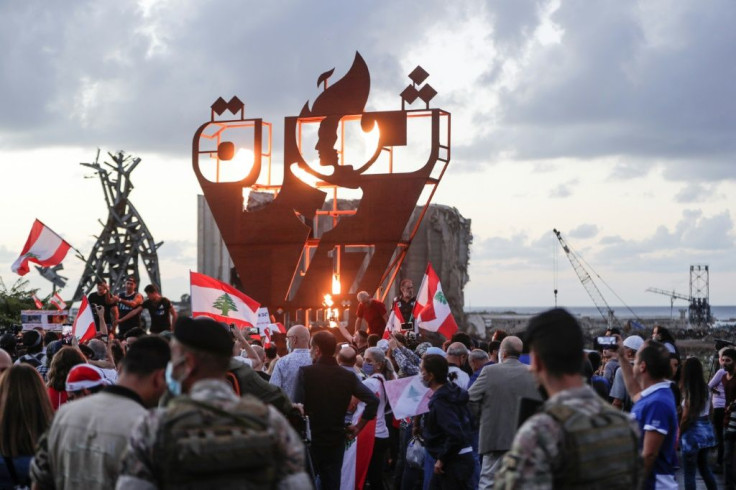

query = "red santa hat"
[[65, 364, 109, 392]]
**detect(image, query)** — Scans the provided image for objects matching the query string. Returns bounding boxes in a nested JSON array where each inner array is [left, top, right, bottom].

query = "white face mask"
[[286, 339, 293, 353], [498, 352, 504, 363]]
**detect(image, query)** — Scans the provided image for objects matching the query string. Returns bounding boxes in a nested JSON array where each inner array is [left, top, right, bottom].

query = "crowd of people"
[[0, 276, 727, 489]]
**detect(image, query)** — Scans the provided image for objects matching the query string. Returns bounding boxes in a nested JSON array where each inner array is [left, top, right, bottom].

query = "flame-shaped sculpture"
[[193, 52, 451, 319]]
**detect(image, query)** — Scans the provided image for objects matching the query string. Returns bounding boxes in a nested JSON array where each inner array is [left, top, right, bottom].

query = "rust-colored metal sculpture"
[[193, 52, 450, 319]]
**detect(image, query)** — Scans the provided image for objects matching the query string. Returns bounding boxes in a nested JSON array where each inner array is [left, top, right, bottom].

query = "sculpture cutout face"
[[193, 52, 450, 313]]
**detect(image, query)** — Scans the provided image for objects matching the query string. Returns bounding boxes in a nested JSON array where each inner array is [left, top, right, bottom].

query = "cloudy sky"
[[1, 0, 734, 311]]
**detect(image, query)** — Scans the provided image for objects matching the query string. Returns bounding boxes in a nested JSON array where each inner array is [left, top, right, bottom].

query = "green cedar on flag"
[[190, 271, 260, 328]]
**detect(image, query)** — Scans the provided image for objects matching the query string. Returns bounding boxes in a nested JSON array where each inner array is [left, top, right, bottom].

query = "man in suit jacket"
[[468, 336, 541, 489]]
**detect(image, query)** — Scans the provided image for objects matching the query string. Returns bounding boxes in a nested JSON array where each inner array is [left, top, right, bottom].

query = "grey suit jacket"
[[468, 357, 541, 453]]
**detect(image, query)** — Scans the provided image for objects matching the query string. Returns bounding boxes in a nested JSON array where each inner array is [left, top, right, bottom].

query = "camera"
[[597, 336, 617, 346]]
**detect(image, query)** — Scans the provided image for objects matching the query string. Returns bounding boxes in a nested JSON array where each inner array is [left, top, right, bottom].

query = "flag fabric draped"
[[31, 294, 43, 309], [382, 302, 404, 339], [50, 292, 67, 311], [341, 402, 376, 490], [412, 263, 458, 339], [11, 220, 71, 276], [190, 271, 260, 328], [384, 375, 432, 419], [73, 296, 97, 342]]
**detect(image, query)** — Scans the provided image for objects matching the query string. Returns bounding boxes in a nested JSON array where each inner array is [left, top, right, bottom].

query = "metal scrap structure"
[[73, 150, 162, 301]]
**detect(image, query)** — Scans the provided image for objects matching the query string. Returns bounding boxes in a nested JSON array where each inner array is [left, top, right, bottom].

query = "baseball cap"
[[425, 347, 447, 358], [623, 335, 644, 352]]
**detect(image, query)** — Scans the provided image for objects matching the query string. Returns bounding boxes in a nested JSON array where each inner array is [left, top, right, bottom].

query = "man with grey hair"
[[447, 342, 470, 389], [354, 291, 387, 336], [469, 336, 542, 489], [269, 324, 311, 400], [468, 349, 490, 389]]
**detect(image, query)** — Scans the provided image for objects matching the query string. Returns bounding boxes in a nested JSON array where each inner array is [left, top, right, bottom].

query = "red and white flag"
[[190, 271, 260, 328], [30, 294, 43, 309], [384, 374, 433, 419], [11, 219, 71, 276], [412, 263, 458, 339], [341, 401, 376, 490], [49, 292, 67, 311], [73, 296, 97, 342], [382, 302, 404, 339]]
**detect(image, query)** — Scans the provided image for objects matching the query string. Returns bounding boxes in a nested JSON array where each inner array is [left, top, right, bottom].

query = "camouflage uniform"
[[495, 384, 640, 490], [115, 379, 310, 490]]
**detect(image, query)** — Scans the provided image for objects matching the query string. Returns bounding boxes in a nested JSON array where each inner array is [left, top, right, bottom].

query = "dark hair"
[[492, 329, 507, 342], [264, 345, 278, 359], [0, 334, 16, 356], [47, 347, 86, 391], [488, 340, 501, 354], [312, 330, 337, 358], [367, 334, 379, 347], [587, 350, 602, 373], [95, 279, 107, 286], [143, 284, 158, 294], [121, 336, 171, 376], [356, 330, 369, 340], [44, 331, 60, 345], [124, 328, 146, 340], [525, 308, 584, 376], [0, 365, 53, 457], [421, 354, 448, 384], [22, 330, 43, 354], [680, 357, 708, 423], [450, 332, 473, 350], [653, 325, 676, 344], [109, 340, 125, 368], [722, 348, 736, 362], [638, 341, 671, 380]]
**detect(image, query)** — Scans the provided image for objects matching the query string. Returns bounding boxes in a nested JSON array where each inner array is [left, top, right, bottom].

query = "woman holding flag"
[[362, 347, 396, 490]]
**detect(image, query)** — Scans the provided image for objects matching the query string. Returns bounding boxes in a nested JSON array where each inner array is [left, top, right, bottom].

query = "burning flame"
[[323, 294, 334, 308], [332, 274, 341, 295]]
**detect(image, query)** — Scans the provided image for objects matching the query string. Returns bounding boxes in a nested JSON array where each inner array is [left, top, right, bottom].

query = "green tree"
[[0, 276, 39, 326], [212, 293, 238, 316]]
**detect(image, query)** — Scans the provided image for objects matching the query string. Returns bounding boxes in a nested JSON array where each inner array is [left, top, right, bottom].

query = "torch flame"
[[323, 294, 334, 308], [332, 274, 341, 295]]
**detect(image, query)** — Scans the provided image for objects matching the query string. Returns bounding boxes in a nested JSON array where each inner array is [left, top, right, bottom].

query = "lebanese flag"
[[412, 263, 458, 339], [341, 401, 376, 490], [49, 292, 67, 311], [11, 220, 71, 276], [31, 294, 43, 309], [385, 374, 433, 419], [73, 296, 97, 342], [190, 271, 260, 328], [382, 302, 404, 339]]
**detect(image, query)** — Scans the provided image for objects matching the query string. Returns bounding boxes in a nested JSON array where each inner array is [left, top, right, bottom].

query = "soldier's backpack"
[[545, 401, 641, 490], [155, 395, 278, 490]]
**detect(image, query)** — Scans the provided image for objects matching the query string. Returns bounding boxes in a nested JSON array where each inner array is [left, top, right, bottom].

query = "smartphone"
[[597, 336, 617, 346]]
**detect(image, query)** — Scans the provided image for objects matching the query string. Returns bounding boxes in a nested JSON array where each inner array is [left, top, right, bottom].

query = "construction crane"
[[553, 228, 643, 330], [645, 287, 688, 320], [646, 270, 713, 327]]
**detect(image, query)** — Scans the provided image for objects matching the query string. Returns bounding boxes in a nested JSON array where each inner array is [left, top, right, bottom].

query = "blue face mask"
[[165, 361, 182, 397], [363, 363, 375, 376]]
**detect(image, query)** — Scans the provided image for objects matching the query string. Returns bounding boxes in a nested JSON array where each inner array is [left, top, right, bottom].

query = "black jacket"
[[423, 383, 474, 464], [294, 357, 378, 448]]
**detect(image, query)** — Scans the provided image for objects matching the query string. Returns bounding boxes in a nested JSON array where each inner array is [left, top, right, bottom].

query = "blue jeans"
[[683, 448, 717, 490]]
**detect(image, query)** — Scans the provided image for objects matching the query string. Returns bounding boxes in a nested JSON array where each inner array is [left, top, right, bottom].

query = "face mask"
[[165, 361, 183, 397], [363, 363, 375, 376], [286, 339, 293, 353]]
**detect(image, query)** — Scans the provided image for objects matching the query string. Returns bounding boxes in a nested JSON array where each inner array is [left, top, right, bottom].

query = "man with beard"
[[393, 278, 416, 329], [113, 277, 144, 337], [87, 280, 118, 332]]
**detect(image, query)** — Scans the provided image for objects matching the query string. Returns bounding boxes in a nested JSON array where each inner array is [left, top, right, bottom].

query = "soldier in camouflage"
[[115, 316, 310, 490], [495, 308, 640, 490]]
